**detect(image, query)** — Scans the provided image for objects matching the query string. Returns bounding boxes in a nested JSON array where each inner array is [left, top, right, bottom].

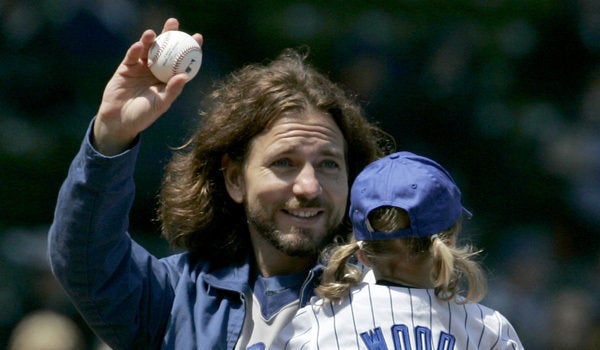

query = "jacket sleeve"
[[48, 120, 174, 349]]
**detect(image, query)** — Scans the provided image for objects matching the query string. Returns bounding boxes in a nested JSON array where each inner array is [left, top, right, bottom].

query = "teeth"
[[291, 210, 319, 218]]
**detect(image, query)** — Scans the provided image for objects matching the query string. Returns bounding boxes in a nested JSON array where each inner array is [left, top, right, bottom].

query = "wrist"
[[92, 118, 137, 156]]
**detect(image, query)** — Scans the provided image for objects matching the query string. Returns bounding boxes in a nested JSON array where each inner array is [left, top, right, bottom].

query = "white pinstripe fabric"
[[272, 283, 523, 350]]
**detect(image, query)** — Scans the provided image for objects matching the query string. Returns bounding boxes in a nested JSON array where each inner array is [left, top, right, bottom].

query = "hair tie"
[[430, 234, 439, 242], [356, 241, 365, 250]]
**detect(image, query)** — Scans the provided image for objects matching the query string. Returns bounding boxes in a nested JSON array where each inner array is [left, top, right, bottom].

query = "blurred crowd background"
[[1, 1, 599, 349]]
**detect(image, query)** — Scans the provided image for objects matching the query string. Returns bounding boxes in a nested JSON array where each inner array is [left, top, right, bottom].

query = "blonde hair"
[[317, 206, 487, 303]]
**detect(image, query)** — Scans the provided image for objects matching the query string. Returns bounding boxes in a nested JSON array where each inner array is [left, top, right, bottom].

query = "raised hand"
[[93, 18, 203, 155]]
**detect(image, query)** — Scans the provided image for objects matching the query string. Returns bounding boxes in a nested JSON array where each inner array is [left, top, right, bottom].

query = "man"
[[48, 18, 388, 349]]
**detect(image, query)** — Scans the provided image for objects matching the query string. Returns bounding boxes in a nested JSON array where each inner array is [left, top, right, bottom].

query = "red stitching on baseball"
[[173, 46, 201, 75], [151, 32, 171, 65]]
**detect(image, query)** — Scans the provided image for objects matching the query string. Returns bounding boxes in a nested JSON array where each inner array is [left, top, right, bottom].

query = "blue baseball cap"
[[350, 151, 472, 241]]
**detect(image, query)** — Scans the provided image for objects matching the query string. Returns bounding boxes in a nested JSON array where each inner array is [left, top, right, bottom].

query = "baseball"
[[148, 30, 202, 83]]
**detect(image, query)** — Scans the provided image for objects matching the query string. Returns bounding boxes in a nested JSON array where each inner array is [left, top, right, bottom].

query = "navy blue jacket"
[[48, 124, 320, 349]]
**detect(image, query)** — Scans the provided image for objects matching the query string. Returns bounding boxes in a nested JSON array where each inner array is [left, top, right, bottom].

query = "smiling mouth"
[[284, 209, 322, 218]]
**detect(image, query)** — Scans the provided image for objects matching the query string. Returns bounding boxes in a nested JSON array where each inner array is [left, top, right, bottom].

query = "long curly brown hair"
[[158, 48, 391, 267]]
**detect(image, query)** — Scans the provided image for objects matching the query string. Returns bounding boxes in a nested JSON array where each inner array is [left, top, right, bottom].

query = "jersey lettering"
[[360, 324, 456, 350], [246, 343, 265, 350], [360, 327, 389, 350], [415, 326, 432, 350], [391, 324, 411, 350], [438, 332, 455, 350]]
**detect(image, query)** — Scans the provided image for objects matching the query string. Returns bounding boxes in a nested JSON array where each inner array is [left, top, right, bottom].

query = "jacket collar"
[[200, 254, 324, 304]]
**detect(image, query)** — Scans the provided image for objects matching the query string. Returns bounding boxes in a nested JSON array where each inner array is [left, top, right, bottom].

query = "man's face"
[[229, 110, 348, 257]]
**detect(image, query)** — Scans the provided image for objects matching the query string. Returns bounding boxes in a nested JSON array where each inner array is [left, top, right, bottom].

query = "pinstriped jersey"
[[272, 282, 523, 350]]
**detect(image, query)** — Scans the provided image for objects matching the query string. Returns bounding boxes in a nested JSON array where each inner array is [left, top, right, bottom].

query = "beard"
[[245, 199, 344, 257]]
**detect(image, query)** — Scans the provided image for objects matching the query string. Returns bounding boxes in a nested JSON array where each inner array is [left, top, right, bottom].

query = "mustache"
[[284, 198, 325, 209]]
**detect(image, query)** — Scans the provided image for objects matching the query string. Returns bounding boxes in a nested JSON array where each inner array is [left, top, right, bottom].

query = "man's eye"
[[272, 159, 292, 167], [321, 160, 340, 169]]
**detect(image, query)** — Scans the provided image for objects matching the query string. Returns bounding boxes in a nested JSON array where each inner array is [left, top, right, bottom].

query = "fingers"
[[161, 18, 202, 47], [126, 18, 181, 65], [122, 41, 144, 66], [139, 30, 157, 62], [192, 33, 204, 47], [163, 74, 188, 100], [121, 29, 156, 66], [120, 18, 198, 87], [162, 18, 179, 33], [129, 19, 200, 65]]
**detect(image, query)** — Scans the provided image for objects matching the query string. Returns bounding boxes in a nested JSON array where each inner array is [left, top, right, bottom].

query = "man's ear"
[[356, 249, 372, 267], [222, 154, 244, 204]]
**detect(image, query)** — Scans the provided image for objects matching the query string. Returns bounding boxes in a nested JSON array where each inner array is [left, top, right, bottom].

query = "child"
[[273, 151, 524, 349]]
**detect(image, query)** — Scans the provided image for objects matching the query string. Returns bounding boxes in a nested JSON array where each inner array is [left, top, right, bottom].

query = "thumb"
[[161, 74, 189, 106]]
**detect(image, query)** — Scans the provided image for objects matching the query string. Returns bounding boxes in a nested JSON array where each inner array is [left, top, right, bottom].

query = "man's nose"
[[293, 164, 322, 199]]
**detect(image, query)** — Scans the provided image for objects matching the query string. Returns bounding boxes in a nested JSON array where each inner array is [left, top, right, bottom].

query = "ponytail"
[[430, 228, 487, 303], [316, 240, 363, 303]]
